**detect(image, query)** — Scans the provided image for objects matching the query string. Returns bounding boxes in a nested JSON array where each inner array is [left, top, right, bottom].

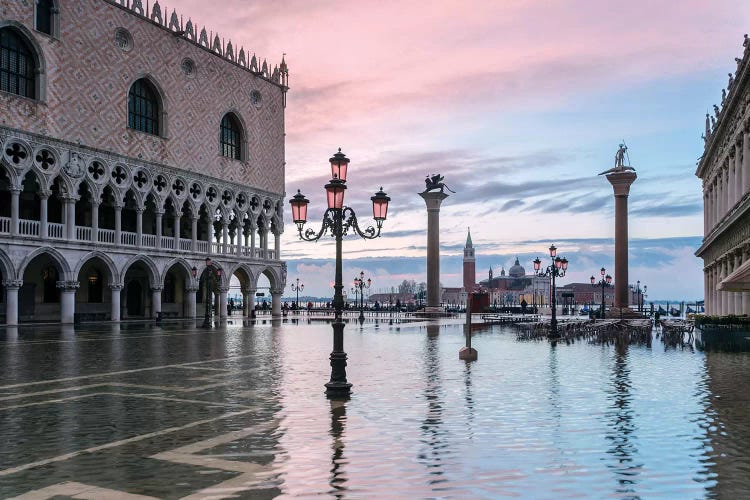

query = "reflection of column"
[[4, 280, 21, 326], [186, 286, 198, 318], [40, 190, 50, 238], [271, 289, 283, 317], [419, 191, 450, 312], [152, 286, 163, 319], [110, 284, 122, 322], [218, 287, 228, 319], [606, 171, 637, 309], [10, 188, 20, 236], [57, 280, 79, 324]]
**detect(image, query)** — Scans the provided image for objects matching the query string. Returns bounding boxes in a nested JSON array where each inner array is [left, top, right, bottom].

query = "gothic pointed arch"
[[0, 22, 47, 101], [17, 246, 72, 281], [127, 75, 167, 137], [219, 112, 245, 161], [73, 251, 119, 286]]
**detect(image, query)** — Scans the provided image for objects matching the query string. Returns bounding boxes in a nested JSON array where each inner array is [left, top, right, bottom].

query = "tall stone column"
[[222, 220, 229, 254], [173, 213, 181, 249], [419, 191, 450, 313], [91, 201, 99, 243], [110, 284, 122, 322], [274, 229, 281, 259], [136, 207, 144, 247], [186, 286, 198, 318], [10, 188, 20, 236], [57, 281, 79, 324], [736, 143, 743, 204], [152, 286, 163, 319], [64, 198, 76, 240], [218, 287, 228, 319], [114, 205, 122, 245], [244, 288, 256, 317], [4, 280, 21, 326], [605, 171, 637, 310], [39, 190, 50, 239], [191, 214, 199, 252], [155, 211, 163, 249], [743, 130, 750, 194], [271, 289, 283, 318]]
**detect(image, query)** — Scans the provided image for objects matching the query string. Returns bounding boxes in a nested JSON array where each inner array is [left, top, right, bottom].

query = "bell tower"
[[463, 227, 475, 291]]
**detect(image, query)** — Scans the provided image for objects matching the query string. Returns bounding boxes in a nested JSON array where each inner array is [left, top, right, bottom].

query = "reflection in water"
[[328, 399, 349, 497], [605, 339, 642, 496], [463, 360, 475, 439], [419, 324, 447, 486]]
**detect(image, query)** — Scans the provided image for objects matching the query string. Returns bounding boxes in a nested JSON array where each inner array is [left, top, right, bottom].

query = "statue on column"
[[598, 143, 636, 175], [423, 174, 455, 194]]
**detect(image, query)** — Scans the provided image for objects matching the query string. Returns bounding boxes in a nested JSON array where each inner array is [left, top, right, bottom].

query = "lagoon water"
[[0, 318, 748, 498]]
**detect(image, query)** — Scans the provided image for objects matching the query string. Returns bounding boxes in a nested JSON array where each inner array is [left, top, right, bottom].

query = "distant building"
[[695, 35, 750, 316], [0, 1, 289, 324], [478, 258, 549, 307]]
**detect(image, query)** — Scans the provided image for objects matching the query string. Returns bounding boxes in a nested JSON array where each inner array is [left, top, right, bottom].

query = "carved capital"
[[151, 286, 164, 292], [109, 284, 124, 291], [3, 279, 23, 289], [56, 280, 80, 291], [185, 286, 199, 293], [242, 288, 257, 295], [270, 288, 284, 296]]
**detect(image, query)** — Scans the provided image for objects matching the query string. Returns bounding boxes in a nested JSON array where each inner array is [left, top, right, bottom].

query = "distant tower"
[[463, 228, 475, 291], [489, 267, 493, 280]]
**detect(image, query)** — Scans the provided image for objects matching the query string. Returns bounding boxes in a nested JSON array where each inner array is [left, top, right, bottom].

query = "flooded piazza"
[[0, 318, 748, 499]]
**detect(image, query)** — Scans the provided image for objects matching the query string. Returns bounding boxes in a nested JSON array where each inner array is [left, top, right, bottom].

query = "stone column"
[[110, 284, 122, 322], [743, 130, 750, 194], [39, 190, 50, 239], [703, 190, 708, 236], [151, 286, 163, 319], [250, 225, 256, 258], [605, 171, 637, 310], [186, 286, 198, 318], [136, 207, 144, 247], [718, 259, 726, 316], [191, 214, 199, 252], [206, 218, 214, 254], [155, 211, 163, 249], [236, 219, 245, 255], [114, 204, 122, 245], [222, 220, 229, 254], [244, 288, 256, 317], [173, 212, 181, 250], [736, 142, 743, 204], [274, 229, 281, 259], [10, 188, 20, 236], [64, 198, 76, 240], [57, 280, 79, 324], [4, 280, 21, 326], [218, 287, 228, 319], [419, 191, 450, 313], [91, 200, 99, 243], [271, 289, 283, 318]]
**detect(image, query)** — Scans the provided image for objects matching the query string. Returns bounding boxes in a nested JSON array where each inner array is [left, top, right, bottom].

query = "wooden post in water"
[[460, 294, 478, 360]]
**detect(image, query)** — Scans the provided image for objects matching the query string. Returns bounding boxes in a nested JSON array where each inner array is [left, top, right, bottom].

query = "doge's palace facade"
[[696, 35, 750, 316], [0, 0, 288, 324]]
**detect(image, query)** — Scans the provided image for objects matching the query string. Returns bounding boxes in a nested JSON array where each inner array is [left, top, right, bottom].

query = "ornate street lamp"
[[533, 244, 569, 339], [352, 271, 372, 322], [289, 148, 390, 399], [590, 267, 612, 319], [291, 278, 304, 313], [201, 257, 222, 328]]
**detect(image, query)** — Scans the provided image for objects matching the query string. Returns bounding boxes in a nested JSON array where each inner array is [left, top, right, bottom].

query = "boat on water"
[[658, 306, 668, 316], [670, 307, 681, 317]]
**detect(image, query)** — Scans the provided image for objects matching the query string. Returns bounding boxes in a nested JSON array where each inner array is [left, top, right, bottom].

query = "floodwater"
[[0, 318, 748, 499]]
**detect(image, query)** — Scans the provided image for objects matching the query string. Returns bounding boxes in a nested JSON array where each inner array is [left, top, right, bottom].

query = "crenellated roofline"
[[101, 0, 289, 91]]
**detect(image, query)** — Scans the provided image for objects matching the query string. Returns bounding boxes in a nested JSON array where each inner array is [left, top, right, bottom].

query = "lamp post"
[[533, 244, 569, 339], [200, 257, 222, 328], [590, 267, 612, 319], [291, 278, 304, 313], [352, 271, 371, 322], [289, 148, 390, 399]]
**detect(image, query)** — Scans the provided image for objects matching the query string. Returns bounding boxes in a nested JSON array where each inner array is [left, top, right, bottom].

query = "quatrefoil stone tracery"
[[190, 183, 201, 199], [133, 170, 148, 189], [112, 166, 128, 185], [35, 149, 56, 170], [88, 161, 105, 181], [154, 175, 167, 192], [5, 143, 28, 164], [172, 179, 185, 196], [222, 190, 232, 205], [206, 187, 217, 203]]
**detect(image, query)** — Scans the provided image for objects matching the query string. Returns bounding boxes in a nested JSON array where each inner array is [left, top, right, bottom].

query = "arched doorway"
[[20, 251, 67, 322], [229, 265, 253, 317], [75, 255, 115, 321], [122, 259, 157, 319], [162, 261, 191, 318]]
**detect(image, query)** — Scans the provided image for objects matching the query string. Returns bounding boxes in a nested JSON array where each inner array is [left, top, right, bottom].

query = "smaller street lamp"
[[590, 267, 612, 319], [352, 271, 371, 322], [533, 244, 569, 339], [291, 278, 304, 313]]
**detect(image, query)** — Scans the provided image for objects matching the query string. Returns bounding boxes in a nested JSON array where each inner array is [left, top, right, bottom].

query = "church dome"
[[508, 258, 525, 278]]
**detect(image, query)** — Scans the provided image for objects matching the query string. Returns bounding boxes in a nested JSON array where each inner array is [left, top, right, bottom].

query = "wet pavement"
[[0, 318, 748, 498]]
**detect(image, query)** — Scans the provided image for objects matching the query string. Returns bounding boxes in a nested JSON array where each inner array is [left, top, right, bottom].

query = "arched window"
[[0, 28, 36, 99], [42, 265, 59, 303], [35, 0, 56, 36], [220, 113, 242, 160], [128, 78, 160, 136]]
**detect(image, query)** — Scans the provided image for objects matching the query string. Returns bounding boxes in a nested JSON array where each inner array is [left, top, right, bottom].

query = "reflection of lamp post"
[[352, 271, 371, 322], [290, 148, 390, 399], [590, 267, 612, 319], [291, 278, 304, 313], [533, 244, 569, 339], [200, 257, 222, 328]]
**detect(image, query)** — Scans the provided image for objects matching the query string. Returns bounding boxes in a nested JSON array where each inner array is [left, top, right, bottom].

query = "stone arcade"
[[696, 35, 750, 316], [0, 0, 288, 324]]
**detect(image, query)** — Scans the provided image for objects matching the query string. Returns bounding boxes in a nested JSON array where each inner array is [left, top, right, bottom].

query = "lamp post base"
[[326, 322, 352, 399], [325, 380, 353, 399], [459, 346, 478, 361]]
